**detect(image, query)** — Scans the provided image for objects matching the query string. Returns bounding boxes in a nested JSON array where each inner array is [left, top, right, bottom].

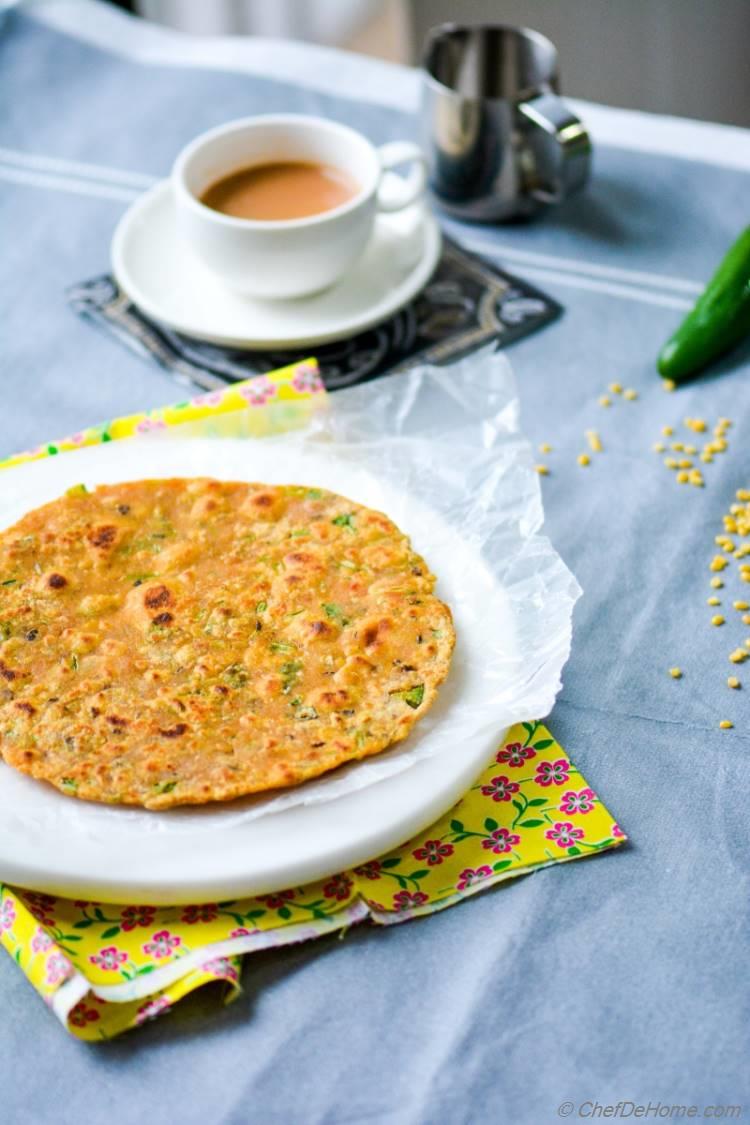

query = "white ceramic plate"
[[111, 180, 442, 349], [0, 439, 513, 903]]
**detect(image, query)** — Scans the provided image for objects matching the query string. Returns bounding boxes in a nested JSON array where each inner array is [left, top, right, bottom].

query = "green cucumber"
[[658, 226, 750, 383]]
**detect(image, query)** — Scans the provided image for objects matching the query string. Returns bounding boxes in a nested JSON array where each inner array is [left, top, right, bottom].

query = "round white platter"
[[0, 439, 513, 903], [111, 180, 442, 350]]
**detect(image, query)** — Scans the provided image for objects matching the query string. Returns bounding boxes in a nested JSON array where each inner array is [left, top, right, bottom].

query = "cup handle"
[[376, 141, 428, 213], [518, 94, 591, 205]]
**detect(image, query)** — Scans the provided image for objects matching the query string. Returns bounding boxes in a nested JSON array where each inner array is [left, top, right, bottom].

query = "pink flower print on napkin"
[[68, 1001, 101, 1028], [135, 417, 167, 434], [535, 759, 570, 787], [120, 905, 157, 932], [0, 898, 16, 934], [291, 362, 324, 394], [180, 903, 219, 925], [323, 874, 354, 901], [496, 741, 536, 768], [22, 892, 57, 927], [482, 828, 521, 855], [392, 891, 429, 911], [201, 957, 240, 984], [31, 926, 53, 953], [456, 867, 493, 892], [257, 890, 296, 910], [612, 822, 625, 838], [143, 930, 181, 960], [353, 860, 382, 880], [545, 822, 585, 850], [239, 377, 277, 407], [190, 390, 223, 407], [559, 788, 597, 815], [135, 996, 171, 1025], [89, 946, 127, 972], [45, 952, 73, 986], [480, 774, 520, 802], [412, 839, 454, 866]]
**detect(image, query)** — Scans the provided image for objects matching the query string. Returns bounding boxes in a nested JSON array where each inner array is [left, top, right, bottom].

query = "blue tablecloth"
[[1, 6, 749, 1123]]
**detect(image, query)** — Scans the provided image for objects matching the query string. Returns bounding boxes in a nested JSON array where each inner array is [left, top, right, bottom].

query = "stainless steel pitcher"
[[422, 23, 591, 222]]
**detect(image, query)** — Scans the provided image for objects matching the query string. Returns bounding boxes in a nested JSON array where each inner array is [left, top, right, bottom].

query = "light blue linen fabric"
[[1, 12, 749, 1124]]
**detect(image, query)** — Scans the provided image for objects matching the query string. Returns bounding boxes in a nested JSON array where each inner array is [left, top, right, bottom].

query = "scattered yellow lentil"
[[663, 379, 676, 392], [577, 453, 591, 467], [623, 388, 638, 401], [609, 382, 623, 394], [539, 443, 552, 453], [707, 596, 721, 606], [684, 417, 707, 432], [677, 459, 693, 470], [718, 417, 732, 429], [664, 457, 679, 470], [684, 444, 697, 455], [671, 441, 685, 451], [743, 614, 750, 626], [719, 720, 734, 730], [676, 471, 689, 484], [710, 577, 724, 589], [736, 489, 750, 502], [653, 442, 665, 453], [535, 464, 550, 476], [689, 472, 704, 488], [662, 425, 674, 436], [669, 667, 682, 679], [598, 395, 612, 408], [733, 601, 749, 611], [713, 438, 728, 452], [711, 615, 725, 626], [710, 556, 728, 572], [585, 429, 603, 453], [727, 676, 741, 689], [729, 649, 747, 664], [700, 452, 714, 464], [736, 545, 750, 559]]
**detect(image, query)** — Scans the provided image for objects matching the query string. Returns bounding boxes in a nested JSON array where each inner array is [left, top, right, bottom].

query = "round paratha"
[[0, 479, 454, 808]]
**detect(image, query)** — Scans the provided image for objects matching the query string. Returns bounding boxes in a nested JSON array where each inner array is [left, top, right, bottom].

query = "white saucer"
[[111, 180, 442, 350]]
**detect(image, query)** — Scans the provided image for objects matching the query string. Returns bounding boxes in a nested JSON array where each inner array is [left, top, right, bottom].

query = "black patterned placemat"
[[67, 238, 561, 392]]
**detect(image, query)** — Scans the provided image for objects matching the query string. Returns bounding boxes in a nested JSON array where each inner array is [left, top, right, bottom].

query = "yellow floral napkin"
[[0, 357, 325, 472], [0, 721, 625, 1039], [0, 362, 625, 1038]]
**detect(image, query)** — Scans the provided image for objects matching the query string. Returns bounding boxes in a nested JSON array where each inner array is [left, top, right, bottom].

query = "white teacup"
[[172, 114, 427, 300]]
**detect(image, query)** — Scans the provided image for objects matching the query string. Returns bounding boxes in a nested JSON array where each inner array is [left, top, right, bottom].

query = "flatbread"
[[0, 479, 454, 808]]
